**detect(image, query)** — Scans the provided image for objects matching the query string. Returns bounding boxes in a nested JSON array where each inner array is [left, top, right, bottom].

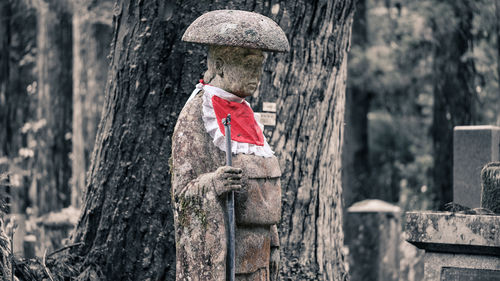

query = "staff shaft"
[[223, 114, 235, 281]]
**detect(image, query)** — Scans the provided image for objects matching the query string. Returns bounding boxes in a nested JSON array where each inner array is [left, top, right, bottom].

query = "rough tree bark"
[[71, 0, 113, 208], [431, 0, 476, 208], [257, 2, 354, 279], [32, 0, 73, 214], [71, 1, 205, 279], [342, 0, 372, 209], [72, 0, 355, 280]]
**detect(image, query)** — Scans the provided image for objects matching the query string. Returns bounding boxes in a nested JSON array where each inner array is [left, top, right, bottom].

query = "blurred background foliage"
[[345, 0, 499, 212]]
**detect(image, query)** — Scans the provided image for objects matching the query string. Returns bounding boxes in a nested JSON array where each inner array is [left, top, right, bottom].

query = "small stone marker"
[[345, 199, 401, 281], [481, 162, 500, 213], [453, 126, 500, 208]]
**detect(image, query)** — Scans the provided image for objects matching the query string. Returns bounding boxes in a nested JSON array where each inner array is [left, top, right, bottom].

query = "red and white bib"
[[190, 82, 274, 157]]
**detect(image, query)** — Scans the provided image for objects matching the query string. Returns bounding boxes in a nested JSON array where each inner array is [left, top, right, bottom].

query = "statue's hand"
[[212, 166, 243, 196], [270, 246, 280, 281]]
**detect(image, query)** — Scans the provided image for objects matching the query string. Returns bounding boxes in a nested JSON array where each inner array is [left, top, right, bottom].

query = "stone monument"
[[345, 199, 401, 281], [405, 211, 500, 280], [406, 125, 500, 281], [171, 10, 289, 281], [453, 126, 500, 208]]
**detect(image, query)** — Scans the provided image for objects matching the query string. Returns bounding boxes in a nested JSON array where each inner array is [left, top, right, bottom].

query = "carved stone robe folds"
[[171, 90, 281, 281]]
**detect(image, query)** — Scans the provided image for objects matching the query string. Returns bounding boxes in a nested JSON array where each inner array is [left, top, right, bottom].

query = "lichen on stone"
[[481, 162, 500, 214], [176, 194, 208, 229]]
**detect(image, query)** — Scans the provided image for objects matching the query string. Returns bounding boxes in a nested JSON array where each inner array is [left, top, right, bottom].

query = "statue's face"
[[218, 47, 265, 98]]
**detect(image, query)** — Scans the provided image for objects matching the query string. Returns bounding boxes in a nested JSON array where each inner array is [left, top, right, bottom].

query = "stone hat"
[[182, 10, 290, 52]]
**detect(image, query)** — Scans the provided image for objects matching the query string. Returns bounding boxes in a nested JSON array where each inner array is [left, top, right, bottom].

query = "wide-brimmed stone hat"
[[182, 10, 290, 52]]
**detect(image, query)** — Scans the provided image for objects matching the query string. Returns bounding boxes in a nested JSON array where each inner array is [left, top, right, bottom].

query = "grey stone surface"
[[441, 267, 500, 281], [453, 126, 500, 208], [405, 211, 500, 280], [423, 252, 500, 281], [405, 211, 500, 255], [345, 200, 401, 281], [182, 10, 290, 52]]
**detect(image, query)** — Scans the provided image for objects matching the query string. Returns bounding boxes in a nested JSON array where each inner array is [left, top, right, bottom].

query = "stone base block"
[[424, 252, 500, 281], [405, 211, 500, 281], [453, 126, 500, 208]]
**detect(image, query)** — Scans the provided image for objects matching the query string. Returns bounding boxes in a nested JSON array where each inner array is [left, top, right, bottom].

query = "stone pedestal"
[[405, 211, 500, 281], [453, 126, 500, 208], [345, 199, 401, 281]]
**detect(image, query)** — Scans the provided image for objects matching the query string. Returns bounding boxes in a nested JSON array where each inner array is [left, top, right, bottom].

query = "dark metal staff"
[[223, 114, 235, 281]]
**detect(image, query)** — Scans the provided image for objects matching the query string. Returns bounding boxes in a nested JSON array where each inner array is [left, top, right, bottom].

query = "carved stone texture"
[[481, 162, 500, 214], [182, 10, 290, 52], [441, 267, 500, 281], [405, 211, 500, 255], [171, 92, 281, 281], [405, 211, 500, 280], [424, 252, 500, 281]]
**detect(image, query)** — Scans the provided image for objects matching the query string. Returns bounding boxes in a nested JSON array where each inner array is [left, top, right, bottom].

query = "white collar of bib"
[[189, 82, 274, 158]]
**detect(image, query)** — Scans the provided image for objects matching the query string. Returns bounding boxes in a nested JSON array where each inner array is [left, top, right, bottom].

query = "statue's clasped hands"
[[213, 166, 243, 196]]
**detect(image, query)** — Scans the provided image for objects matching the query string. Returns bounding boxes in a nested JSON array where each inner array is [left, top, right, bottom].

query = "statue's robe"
[[171, 91, 281, 281]]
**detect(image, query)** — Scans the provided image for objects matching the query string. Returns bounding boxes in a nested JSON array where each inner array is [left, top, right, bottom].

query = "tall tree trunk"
[[71, 0, 113, 208], [71, 1, 203, 279], [0, 0, 11, 159], [262, 2, 354, 279], [342, 0, 372, 208], [0, 0, 36, 214], [33, 0, 73, 214], [72, 1, 354, 280], [431, 0, 476, 208]]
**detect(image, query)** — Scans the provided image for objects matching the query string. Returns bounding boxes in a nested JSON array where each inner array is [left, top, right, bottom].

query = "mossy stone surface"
[[481, 162, 500, 214]]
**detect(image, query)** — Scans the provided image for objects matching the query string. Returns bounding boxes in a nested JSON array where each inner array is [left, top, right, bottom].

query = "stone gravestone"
[[406, 127, 500, 280], [453, 126, 500, 208]]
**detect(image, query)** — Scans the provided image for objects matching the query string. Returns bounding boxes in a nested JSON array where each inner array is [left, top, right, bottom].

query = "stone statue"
[[171, 10, 289, 281]]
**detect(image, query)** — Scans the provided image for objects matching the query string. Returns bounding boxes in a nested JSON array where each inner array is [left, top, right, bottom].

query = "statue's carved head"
[[204, 46, 264, 97], [182, 10, 289, 97]]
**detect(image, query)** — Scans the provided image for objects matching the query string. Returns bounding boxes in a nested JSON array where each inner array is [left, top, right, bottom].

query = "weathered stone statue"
[[171, 10, 289, 281]]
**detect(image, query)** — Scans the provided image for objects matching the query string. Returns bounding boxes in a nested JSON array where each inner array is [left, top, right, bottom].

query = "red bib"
[[212, 95, 264, 146]]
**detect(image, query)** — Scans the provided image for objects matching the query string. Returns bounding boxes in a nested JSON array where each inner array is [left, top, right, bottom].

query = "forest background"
[[0, 0, 499, 280]]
